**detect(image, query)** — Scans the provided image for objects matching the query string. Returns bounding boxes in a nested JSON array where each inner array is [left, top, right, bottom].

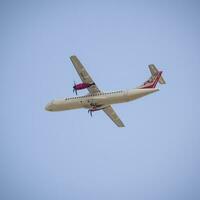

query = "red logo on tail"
[[140, 71, 162, 89]]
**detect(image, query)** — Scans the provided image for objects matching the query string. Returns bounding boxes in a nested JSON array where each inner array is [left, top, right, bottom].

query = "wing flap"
[[103, 106, 125, 127]]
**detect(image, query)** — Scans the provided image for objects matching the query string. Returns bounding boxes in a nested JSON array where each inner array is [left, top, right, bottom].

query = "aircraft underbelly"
[[94, 93, 128, 105], [50, 99, 83, 111], [127, 89, 159, 101], [94, 89, 159, 105], [48, 89, 158, 112]]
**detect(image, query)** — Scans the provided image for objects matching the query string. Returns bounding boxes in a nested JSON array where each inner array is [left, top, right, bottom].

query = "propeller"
[[73, 81, 77, 95]]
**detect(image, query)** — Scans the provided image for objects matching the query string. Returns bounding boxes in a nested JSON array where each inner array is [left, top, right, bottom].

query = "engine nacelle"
[[73, 82, 95, 95], [73, 82, 95, 90]]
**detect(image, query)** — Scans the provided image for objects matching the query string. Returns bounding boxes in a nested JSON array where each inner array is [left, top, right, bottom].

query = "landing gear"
[[88, 102, 106, 117], [88, 109, 93, 117]]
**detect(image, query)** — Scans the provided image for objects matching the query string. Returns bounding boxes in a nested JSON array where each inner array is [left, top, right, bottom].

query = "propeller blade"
[[73, 81, 77, 95], [88, 110, 92, 117]]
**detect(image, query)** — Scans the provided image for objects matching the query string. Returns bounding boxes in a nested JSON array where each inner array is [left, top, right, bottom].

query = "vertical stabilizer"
[[138, 65, 166, 89]]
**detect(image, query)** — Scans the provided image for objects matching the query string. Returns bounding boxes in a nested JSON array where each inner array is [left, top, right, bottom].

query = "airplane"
[[45, 56, 166, 127]]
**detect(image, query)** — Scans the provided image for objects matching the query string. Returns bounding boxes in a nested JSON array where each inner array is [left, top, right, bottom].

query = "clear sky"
[[1, 0, 200, 199]]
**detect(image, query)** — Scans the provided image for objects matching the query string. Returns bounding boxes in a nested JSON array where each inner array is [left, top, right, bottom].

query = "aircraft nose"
[[45, 103, 50, 111], [45, 102, 52, 111]]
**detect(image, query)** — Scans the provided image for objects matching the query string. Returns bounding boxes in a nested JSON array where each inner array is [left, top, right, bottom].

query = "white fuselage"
[[45, 88, 159, 112]]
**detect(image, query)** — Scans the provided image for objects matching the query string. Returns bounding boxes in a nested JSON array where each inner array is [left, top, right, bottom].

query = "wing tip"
[[118, 123, 125, 128], [70, 55, 76, 59]]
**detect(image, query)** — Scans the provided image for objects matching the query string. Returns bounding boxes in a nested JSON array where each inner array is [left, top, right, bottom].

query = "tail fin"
[[149, 64, 166, 84], [138, 65, 166, 89]]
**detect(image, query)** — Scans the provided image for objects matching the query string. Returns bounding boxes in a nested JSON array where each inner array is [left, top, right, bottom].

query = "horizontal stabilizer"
[[149, 64, 166, 84]]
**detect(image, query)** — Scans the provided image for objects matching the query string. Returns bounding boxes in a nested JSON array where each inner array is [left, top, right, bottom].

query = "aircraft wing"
[[70, 55, 101, 94], [103, 106, 125, 127], [70, 56, 124, 127]]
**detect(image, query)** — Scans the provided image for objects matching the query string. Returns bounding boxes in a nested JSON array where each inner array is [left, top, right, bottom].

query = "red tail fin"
[[139, 71, 163, 89]]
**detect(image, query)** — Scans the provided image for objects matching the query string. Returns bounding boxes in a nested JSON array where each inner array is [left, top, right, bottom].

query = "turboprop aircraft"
[[45, 56, 166, 127]]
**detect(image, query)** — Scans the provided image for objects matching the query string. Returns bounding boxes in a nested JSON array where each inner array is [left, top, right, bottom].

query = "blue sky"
[[1, 0, 200, 199]]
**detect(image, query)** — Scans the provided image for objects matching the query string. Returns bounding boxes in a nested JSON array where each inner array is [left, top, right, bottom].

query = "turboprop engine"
[[88, 105, 109, 116], [73, 82, 95, 95]]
